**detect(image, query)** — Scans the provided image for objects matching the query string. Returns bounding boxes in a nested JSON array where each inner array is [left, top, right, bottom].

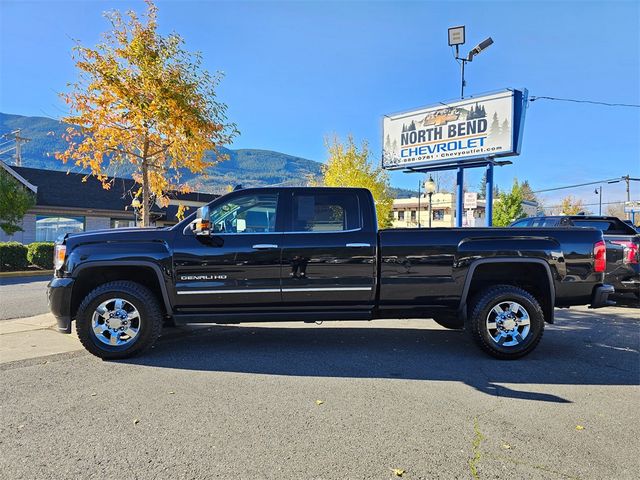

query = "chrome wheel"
[[91, 298, 141, 347], [486, 300, 530, 347]]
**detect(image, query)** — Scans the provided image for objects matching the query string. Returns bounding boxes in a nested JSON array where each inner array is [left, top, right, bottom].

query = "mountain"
[[0, 112, 415, 197]]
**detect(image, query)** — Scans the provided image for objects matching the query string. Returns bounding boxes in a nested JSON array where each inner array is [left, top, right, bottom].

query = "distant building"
[[0, 162, 217, 244], [392, 192, 487, 228], [392, 192, 540, 228]]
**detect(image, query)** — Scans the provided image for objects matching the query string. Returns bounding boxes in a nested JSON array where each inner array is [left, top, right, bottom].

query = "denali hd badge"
[[180, 274, 227, 281]]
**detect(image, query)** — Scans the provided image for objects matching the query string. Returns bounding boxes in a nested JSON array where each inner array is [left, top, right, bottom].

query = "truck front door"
[[172, 192, 283, 310]]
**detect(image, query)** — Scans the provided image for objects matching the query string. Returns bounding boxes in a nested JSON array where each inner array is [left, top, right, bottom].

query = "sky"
[[1, 0, 639, 211]]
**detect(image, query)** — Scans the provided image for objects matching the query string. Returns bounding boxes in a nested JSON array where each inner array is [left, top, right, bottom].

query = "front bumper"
[[589, 284, 616, 309], [47, 277, 74, 333]]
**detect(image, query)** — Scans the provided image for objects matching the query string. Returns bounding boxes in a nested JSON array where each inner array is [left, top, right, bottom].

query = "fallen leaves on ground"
[[576, 425, 585, 430], [392, 468, 405, 477], [315, 400, 324, 405]]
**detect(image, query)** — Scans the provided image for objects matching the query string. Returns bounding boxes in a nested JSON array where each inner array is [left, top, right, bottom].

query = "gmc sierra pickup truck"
[[48, 187, 613, 360], [510, 215, 640, 298]]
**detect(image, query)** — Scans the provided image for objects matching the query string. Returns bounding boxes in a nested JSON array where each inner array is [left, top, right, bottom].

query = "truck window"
[[292, 192, 360, 232], [511, 219, 531, 227], [530, 218, 559, 227], [209, 194, 278, 233], [571, 219, 636, 234]]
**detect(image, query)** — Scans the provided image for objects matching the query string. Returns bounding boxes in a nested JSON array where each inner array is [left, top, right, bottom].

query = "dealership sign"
[[382, 89, 528, 170]]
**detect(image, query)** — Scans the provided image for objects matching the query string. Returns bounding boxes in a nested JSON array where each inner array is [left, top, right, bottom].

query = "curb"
[[0, 270, 53, 278]]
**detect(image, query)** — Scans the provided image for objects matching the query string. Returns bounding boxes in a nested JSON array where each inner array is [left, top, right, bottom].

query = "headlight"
[[54, 244, 66, 271]]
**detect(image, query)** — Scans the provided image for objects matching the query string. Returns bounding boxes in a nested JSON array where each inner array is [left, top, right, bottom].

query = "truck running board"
[[172, 310, 374, 325]]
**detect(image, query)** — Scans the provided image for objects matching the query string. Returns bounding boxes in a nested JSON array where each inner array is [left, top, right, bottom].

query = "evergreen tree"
[[478, 171, 487, 199]]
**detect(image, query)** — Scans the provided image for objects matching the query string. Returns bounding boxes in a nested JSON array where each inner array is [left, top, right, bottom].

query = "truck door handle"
[[346, 243, 370, 248], [252, 244, 279, 250]]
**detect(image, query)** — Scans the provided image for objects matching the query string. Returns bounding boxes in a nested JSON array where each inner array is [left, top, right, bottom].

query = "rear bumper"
[[589, 284, 615, 309], [47, 277, 74, 333]]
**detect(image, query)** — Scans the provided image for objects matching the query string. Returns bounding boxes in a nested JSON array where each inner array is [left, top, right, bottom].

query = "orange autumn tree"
[[57, 1, 237, 225]]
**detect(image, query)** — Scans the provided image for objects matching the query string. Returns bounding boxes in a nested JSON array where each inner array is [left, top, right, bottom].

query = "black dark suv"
[[511, 216, 639, 298]]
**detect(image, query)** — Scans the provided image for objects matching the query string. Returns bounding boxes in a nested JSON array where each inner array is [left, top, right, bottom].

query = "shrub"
[[27, 242, 55, 270], [0, 242, 28, 271]]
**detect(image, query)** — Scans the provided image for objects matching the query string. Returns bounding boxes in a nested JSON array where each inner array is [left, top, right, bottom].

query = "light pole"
[[417, 180, 422, 228], [131, 198, 141, 227], [448, 26, 494, 98], [594, 187, 603, 215], [424, 176, 437, 228]]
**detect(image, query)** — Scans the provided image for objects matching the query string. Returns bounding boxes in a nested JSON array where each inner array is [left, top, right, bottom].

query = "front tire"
[[76, 281, 163, 360], [468, 285, 544, 360]]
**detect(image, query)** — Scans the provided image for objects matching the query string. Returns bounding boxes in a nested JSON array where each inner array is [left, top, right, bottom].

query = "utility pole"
[[0, 130, 31, 166]]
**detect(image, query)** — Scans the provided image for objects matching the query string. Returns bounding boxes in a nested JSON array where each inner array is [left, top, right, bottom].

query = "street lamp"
[[424, 176, 436, 228], [594, 187, 603, 215], [448, 25, 494, 98], [131, 198, 142, 226]]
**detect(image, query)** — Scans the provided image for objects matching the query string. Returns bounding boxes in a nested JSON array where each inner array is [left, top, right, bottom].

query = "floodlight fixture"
[[448, 25, 465, 46]]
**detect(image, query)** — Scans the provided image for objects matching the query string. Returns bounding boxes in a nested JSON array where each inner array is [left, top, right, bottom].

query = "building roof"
[[4, 163, 218, 221]]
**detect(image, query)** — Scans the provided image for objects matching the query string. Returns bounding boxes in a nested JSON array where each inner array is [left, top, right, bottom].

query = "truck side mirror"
[[191, 205, 211, 236]]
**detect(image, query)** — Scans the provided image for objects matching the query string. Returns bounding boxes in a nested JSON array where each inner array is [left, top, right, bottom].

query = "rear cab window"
[[291, 192, 361, 232]]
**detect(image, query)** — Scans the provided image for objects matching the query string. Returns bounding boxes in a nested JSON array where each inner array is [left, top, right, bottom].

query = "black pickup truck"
[[510, 215, 640, 297], [48, 187, 613, 360]]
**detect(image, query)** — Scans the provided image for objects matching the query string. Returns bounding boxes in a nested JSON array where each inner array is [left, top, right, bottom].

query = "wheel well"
[[465, 262, 554, 323], [70, 266, 168, 319]]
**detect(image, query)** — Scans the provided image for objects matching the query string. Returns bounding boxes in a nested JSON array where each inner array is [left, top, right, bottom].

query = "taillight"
[[54, 244, 66, 271], [593, 240, 606, 273], [611, 240, 639, 264]]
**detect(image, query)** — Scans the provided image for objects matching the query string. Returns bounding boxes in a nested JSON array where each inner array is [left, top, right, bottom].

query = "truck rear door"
[[279, 189, 377, 309]]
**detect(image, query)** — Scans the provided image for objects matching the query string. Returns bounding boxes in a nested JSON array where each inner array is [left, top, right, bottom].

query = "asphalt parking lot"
[[1, 301, 638, 479]]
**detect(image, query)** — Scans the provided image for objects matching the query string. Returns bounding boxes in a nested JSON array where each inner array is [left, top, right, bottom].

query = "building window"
[[111, 219, 136, 229], [36, 216, 84, 241], [398, 211, 404, 221], [433, 210, 445, 221], [410, 210, 416, 221]]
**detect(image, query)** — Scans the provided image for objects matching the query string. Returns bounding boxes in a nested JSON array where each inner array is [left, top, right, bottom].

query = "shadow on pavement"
[[122, 308, 639, 404], [611, 293, 639, 309]]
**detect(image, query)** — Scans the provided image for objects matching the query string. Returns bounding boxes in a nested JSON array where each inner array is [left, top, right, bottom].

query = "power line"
[[529, 96, 640, 108], [543, 199, 639, 209], [533, 176, 639, 194]]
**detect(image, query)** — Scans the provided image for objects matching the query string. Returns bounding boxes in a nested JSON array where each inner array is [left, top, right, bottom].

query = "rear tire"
[[76, 281, 163, 360], [468, 285, 544, 360]]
